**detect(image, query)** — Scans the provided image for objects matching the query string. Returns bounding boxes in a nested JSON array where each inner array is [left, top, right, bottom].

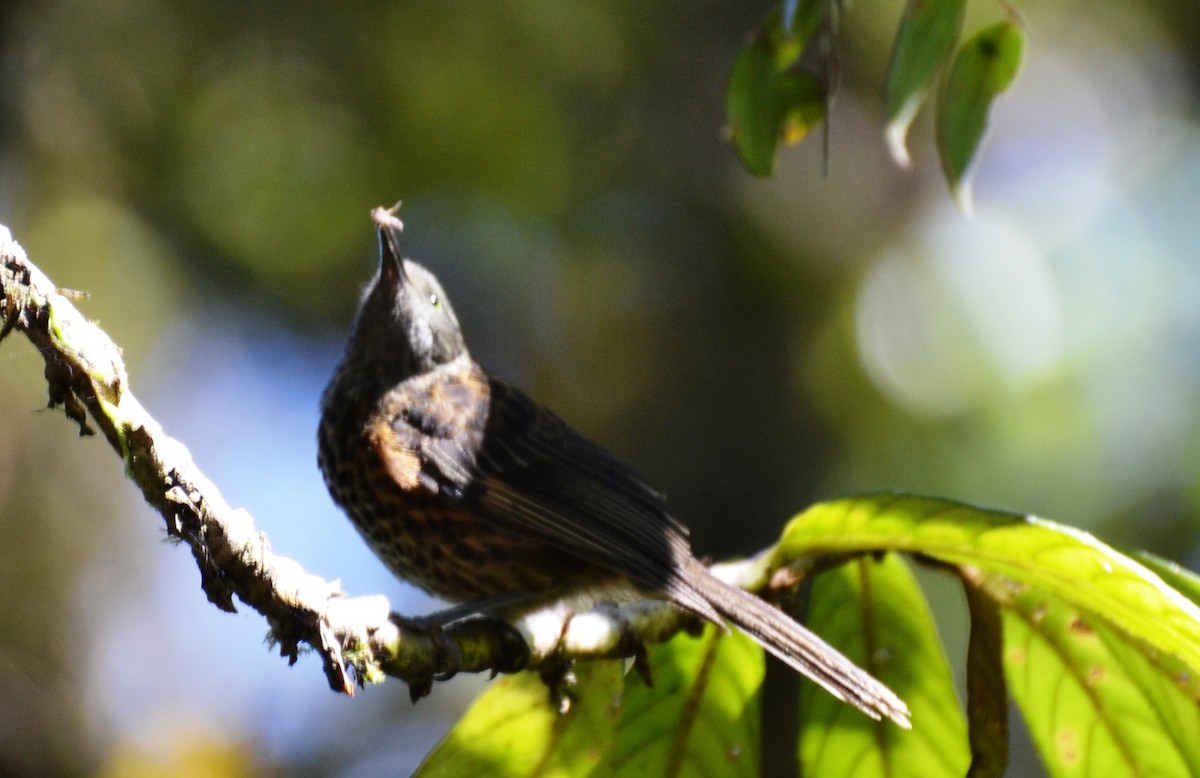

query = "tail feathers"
[[686, 559, 911, 728]]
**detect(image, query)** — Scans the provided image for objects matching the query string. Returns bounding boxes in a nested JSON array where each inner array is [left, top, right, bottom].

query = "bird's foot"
[[538, 657, 579, 715], [394, 614, 463, 701]]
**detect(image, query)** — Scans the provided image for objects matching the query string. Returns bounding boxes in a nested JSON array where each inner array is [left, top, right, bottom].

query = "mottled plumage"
[[318, 206, 909, 726]]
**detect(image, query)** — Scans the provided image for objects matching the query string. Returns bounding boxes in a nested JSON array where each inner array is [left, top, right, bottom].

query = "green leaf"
[[962, 574, 1008, 778], [611, 626, 763, 776], [777, 494, 1200, 776], [775, 494, 1200, 673], [725, 30, 788, 177], [418, 627, 762, 777], [415, 661, 624, 777], [725, 3, 826, 177], [994, 576, 1200, 776], [883, 0, 967, 168], [936, 21, 1024, 213], [800, 554, 969, 777]]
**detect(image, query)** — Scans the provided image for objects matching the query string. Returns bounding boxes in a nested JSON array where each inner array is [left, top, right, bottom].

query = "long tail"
[[684, 558, 911, 728]]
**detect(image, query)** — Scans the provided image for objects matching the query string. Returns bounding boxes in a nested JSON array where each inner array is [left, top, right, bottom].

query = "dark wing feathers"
[[480, 378, 695, 560], [387, 361, 700, 598]]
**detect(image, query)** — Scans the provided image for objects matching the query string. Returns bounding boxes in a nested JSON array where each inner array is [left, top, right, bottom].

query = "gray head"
[[340, 208, 468, 382]]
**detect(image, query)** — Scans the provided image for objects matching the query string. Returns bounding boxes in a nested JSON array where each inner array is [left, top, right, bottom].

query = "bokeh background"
[[1, 0, 1198, 775]]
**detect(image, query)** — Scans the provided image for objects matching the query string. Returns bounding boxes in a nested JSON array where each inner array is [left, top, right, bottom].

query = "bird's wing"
[[387, 361, 703, 603]]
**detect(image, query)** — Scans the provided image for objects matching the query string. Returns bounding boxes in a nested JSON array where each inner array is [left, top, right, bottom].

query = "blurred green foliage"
[[2, 0, 1199, 774]]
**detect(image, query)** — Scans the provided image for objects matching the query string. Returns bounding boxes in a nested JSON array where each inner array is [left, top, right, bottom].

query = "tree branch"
[[0, 223, 757, 701]]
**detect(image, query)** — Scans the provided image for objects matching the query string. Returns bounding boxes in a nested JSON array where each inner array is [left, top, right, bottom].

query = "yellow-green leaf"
[[800, 554, 969, 777], [776, 495, 1200, 673], [936, 21, 1024, 212], [884, 0, 967, 168], [1122, 547, 1200, 608], [996, 579, 1200, 776], [776, 494, 1200, 775]]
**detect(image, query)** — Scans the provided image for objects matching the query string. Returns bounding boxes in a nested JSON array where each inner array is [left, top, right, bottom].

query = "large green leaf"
[[884, 0, 967, 168], [777, 494, 1200, 775], [775, 494, 1200, 672], [800, 553, 969, 776], [995, 576, 1200, 776], [935, 21, 1025, 212]]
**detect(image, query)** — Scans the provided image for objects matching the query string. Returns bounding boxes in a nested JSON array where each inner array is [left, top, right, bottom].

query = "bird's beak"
[[371, 204, 409, 286]]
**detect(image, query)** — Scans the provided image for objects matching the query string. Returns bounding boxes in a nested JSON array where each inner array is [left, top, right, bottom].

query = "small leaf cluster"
[[727, 0, 1026, 210]]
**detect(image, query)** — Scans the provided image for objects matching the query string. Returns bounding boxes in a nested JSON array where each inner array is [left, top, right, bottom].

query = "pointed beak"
[[371, 204, 408, 285]]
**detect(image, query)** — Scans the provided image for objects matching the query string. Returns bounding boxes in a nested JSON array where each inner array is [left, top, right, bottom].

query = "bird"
[[317, 204, 910, 727]]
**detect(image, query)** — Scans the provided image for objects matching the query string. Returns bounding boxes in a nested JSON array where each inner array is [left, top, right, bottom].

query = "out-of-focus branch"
[[0, 224, 738, 700]]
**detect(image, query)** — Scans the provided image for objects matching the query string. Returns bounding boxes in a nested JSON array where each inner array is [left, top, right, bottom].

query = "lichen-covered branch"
[[0, 223, 763, 701]]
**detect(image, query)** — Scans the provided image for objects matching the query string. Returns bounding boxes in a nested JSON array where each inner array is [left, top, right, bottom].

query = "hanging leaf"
[[935, 21, 1025, 213], [725, 2, 827, 176], [883, 0, 968, 168]]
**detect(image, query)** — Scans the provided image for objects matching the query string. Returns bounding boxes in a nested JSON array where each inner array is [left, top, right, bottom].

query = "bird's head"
[[343, 206, 468, 381]]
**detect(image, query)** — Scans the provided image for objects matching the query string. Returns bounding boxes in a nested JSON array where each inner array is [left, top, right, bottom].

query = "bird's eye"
[[429, 292, 441, 308]]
